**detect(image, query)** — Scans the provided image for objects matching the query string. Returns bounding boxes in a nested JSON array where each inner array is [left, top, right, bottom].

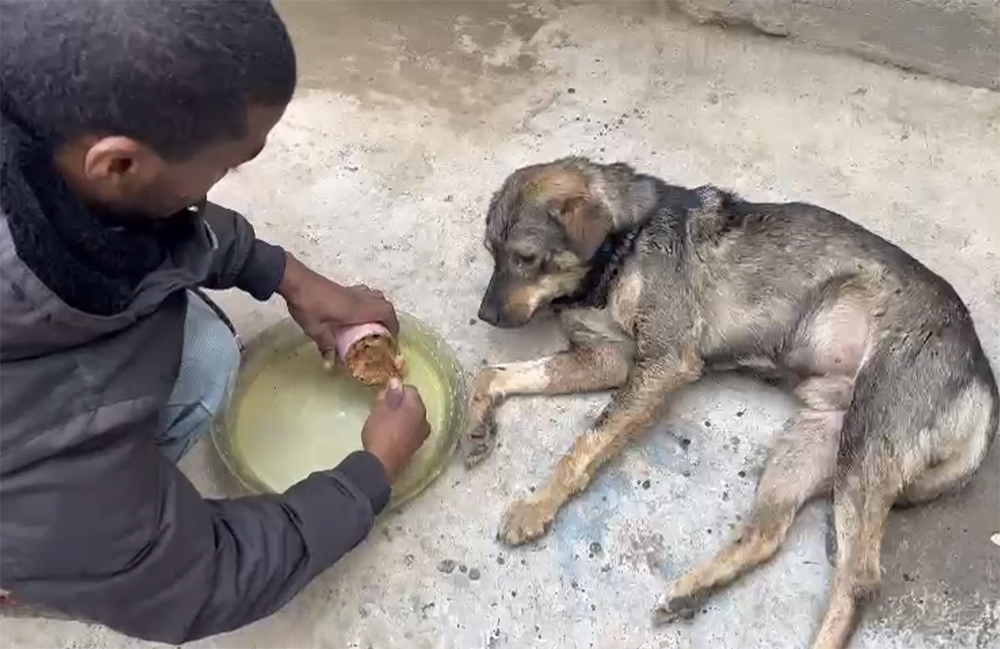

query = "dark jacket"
[[0, 113, 391, 642]]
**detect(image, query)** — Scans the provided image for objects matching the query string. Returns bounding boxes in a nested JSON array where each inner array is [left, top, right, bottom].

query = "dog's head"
[[478, 157, 629, 328]]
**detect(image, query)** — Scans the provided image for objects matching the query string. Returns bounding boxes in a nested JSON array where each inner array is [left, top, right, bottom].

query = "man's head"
[[0, 0, 296, 219]]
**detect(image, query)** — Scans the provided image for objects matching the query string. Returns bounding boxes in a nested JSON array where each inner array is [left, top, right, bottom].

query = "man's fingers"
[[312, 327, 337, 356], [384, 378, 404, 409]]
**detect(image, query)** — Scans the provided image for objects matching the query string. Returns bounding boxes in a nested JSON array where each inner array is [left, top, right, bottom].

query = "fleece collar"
[[0, 111, 201, 315]]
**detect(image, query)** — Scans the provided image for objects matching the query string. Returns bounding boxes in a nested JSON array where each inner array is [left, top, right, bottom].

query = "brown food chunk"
[[344, 333, 406, 387]]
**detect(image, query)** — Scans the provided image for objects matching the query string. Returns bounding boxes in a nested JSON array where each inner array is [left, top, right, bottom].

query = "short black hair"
[[0, 0, 297, 160]]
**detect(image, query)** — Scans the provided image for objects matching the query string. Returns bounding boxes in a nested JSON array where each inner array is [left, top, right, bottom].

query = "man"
[[0, 0, 431, 642]]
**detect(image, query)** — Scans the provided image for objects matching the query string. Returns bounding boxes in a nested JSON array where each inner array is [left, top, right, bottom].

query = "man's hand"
[[278, 253, 399, 357], [362, 379, 431, 482]]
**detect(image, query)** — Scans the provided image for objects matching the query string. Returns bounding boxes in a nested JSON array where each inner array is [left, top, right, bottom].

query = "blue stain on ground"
[[548, 452, 641, 647], [556, 465, 627, 562], [552, 420, 700, 570], [542, 419, 708, 645], [637, 429, 677, 468], [646, 420, 700, 460]]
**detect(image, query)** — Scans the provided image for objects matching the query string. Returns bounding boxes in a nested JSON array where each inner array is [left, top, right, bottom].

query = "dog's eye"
[[515, 252, 539, 267]]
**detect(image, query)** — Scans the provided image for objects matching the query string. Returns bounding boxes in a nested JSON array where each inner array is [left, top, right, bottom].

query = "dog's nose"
[[478, 301, 501, 326]]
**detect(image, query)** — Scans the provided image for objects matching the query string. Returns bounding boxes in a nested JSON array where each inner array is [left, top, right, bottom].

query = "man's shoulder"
[[0, 214, 183, 362]]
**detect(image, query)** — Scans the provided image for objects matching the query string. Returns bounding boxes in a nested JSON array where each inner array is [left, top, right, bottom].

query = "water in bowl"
[[231, 337, 450, 496]]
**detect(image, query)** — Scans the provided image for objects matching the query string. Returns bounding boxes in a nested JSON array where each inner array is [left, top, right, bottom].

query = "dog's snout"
[[479, 272, 505, 326], [478, 299, 501, 326]]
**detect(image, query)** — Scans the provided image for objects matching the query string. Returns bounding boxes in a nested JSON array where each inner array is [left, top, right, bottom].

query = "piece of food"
[[330, 322, 407, 387], [343, 333, 406, 387]]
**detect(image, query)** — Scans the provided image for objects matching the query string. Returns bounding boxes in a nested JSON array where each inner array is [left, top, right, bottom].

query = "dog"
[[461, 157, 998, 649]]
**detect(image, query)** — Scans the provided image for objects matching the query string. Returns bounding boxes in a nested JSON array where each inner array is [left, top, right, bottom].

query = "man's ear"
[[81, 136, 161, 185], [552, 195, 613, 260]]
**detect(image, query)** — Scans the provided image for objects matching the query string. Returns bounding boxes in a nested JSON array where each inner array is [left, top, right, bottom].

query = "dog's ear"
[[552, 196, 613, 260]]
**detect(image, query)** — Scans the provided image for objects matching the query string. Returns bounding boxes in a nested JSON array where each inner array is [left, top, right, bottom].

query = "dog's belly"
[[707, 290, 875, 410], [707, 294, 874, 382], [775, 292, 877, 412], [788, 292, 874, 379]]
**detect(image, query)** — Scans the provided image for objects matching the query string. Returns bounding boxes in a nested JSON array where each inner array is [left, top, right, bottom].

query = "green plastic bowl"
[[211, 312, 467, 513]]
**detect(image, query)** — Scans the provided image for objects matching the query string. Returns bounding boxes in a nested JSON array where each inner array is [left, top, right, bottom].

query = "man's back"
[[0, 105, 382, 641]]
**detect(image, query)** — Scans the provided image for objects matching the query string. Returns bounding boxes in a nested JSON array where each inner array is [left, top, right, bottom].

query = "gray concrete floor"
[[5, 1, 999, 648]]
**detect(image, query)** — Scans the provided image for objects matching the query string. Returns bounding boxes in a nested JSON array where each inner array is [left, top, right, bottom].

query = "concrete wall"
[[667, 0, 1000, 89]]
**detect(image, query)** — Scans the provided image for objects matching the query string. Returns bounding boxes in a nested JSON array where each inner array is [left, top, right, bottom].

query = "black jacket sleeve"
[[8, 405, 390, 643], [173, 450, 391, 642], [198, 202, 287, 300]]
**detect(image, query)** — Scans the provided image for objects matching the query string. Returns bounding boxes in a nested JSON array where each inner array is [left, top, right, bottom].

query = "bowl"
[[210, 312, 467, 513]]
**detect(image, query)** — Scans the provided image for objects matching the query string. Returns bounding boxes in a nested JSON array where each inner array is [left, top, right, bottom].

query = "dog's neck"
[[553, 225, 643, 310], [553, 175, 693, 311], [553, 180, 655, 310]]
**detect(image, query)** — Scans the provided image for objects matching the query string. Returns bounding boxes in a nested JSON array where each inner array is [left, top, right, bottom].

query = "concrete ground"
[[670, 0, 1000, 90], [5, 1, 999, 648]]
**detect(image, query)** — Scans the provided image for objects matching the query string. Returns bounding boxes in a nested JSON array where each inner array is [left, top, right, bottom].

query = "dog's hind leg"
[[811, 445, 901, 649], [496, 351, 703, 546], [812, 353, 997, 649], [462, 345, 631, 466], [656, 407, 842, 622], [811, 351, 908, 649]]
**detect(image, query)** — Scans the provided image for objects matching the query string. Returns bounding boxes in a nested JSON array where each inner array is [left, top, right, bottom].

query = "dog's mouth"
[[478, 263, 593, 329], [480, 315, 531, 329], [478, 272, 578, 328], [477, 299, 534, 329], [476, 269, 546, 329]]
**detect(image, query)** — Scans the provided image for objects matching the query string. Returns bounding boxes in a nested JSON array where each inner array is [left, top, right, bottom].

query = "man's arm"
[[199, 202, 286, 300], [197, 202, 401, 339], [6, 407, 390, 644]]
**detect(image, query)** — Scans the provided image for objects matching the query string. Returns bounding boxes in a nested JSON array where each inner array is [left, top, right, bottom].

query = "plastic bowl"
[[210, 312, 467, 513]]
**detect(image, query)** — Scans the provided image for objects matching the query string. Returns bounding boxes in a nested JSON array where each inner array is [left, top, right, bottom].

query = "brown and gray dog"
[[461, 157, 998, 649]]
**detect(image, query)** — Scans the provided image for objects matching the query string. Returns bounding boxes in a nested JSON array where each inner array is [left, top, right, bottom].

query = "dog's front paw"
[[460, 391, 500, 467], [497, 498, 554, 546], [653, 591, 703, 625], [461, 423, 497, 469]]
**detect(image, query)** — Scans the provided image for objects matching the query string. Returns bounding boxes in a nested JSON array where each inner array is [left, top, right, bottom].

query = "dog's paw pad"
[[653, 594, 701, 625]]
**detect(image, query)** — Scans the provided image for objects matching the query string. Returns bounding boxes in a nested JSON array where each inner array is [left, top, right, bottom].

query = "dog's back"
[[646, 181, 998, 483]]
